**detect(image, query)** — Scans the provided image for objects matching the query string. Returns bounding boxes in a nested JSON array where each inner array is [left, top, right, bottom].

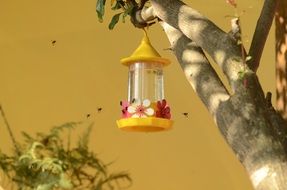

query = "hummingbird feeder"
[[117, 32, 173, 132]]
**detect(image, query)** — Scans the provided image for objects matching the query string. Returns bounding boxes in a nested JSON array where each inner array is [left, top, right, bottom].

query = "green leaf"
[[21, 131, 35, 143], [122, 4, 134, 23], [58, 173, 73, 189], [96, 0, 107, 22], [78, 122, 94, 149], [109, 13, 122, 30], [111, 0, 123, 10], [237, 70, 246, 79], [99, 172, 132, 189], [51, 121, 80, 133]]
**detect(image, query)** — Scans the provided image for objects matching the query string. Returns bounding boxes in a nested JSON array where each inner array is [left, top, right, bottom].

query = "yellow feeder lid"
[[117, 117, 173, 132], [121, 31, 171, 66]]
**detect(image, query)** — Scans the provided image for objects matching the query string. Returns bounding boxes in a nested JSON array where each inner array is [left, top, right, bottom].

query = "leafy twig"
[[0, 120, 132, 190], [0, 105, 20, 156]]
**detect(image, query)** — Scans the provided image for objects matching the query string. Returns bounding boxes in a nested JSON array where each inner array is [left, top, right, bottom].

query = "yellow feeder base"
[[117, 117, 173, 132]]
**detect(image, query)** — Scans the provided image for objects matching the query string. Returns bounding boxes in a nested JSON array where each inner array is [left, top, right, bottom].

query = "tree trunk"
[[160, 21, 287, 190], [276, 0, 287, 121], [135, 0, 287, 189]]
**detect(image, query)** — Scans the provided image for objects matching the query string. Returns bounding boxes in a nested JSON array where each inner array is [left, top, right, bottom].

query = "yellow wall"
[[0, 0, 275, 189]]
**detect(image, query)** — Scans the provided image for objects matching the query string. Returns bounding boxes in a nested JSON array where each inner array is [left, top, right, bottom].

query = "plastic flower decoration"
[[120, 100, 131, 118], [127, 99, 154, 118], [156, 99, 171, 119]]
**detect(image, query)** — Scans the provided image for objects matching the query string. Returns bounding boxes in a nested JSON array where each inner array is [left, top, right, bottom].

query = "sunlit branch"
[[147, 0, 249, 91], [131, 6, 156, 27], [160, 22, 230, 118], [229, 17, 241, 41]]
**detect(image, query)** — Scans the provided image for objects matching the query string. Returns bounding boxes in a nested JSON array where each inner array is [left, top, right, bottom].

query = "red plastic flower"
[[120, 100, 131, 118], [156, 99, 171, 119]]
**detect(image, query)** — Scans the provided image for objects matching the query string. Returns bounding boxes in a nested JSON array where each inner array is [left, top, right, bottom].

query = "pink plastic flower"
[[120, 100, 131, 118], [127, 99, 154, 118], [156, 99, 171, 119]]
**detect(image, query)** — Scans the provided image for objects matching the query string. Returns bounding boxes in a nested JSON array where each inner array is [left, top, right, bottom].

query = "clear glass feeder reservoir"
[[128, 62, 164, 103], [116, 33, 173, 132]]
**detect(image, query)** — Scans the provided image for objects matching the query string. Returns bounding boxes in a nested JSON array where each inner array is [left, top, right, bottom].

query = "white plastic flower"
[[127, 99, 154, 118]]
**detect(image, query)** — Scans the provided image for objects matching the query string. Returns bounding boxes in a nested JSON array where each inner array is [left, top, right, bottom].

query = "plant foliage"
[[96, 0, 143, 29], [0, 122, 131, 190]]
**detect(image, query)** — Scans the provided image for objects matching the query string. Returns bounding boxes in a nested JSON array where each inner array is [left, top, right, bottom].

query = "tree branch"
[[133, 2, 287, 189], [229, 17, 241, 41], [248, 0, 279, 72], [265, 92, 287, 153], [136, 0, 248, 91], [131, 6, 156, 28], [160, 22, 230, 118], [161, 21, 287, 189]]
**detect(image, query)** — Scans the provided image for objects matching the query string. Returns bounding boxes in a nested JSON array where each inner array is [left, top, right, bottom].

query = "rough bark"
[[276, 0, 287, 120], [161, 21, 287, 190], [131, 0, 287, 189], [159, 22, 229, 118], [151, 0, 248, 91]]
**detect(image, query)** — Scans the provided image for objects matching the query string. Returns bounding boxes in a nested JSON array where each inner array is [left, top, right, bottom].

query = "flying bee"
[[182, 112, 189, 118], [97, 107, 103, 113], [51, 40, 56, 46]]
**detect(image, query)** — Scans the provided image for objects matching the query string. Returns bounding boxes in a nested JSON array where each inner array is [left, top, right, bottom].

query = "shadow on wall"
[[276, 0, 287, 119]]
